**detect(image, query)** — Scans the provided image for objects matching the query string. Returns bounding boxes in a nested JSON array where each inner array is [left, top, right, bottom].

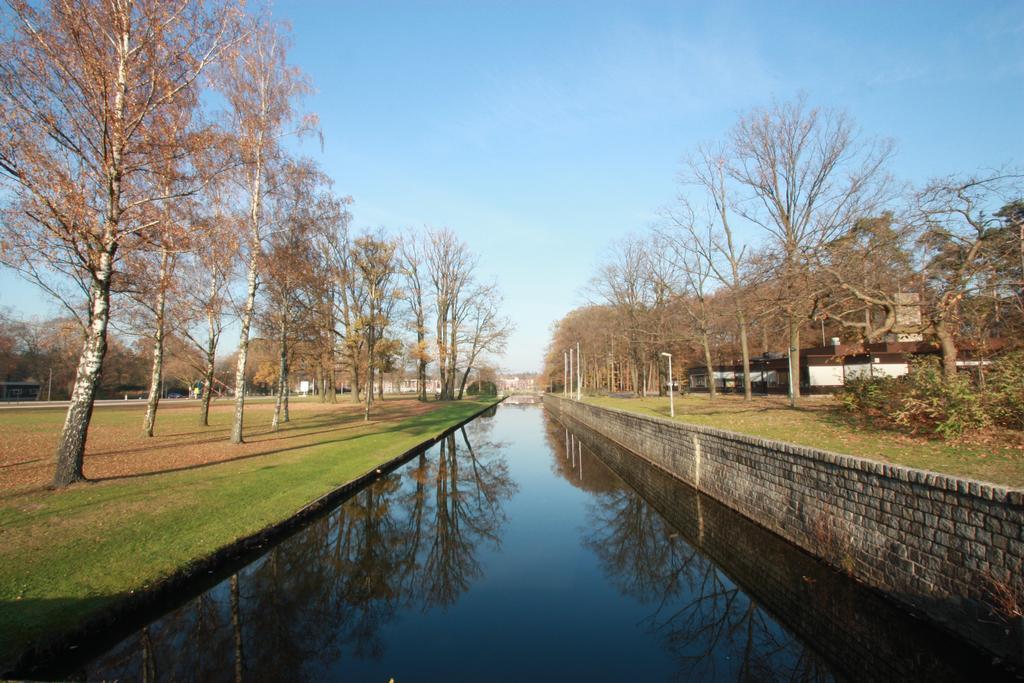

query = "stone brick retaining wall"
[[545, 394, 1024, 665]]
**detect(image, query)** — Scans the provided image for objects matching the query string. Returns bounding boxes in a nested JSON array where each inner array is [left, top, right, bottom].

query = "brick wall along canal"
[[69, 403, 1012, 682]]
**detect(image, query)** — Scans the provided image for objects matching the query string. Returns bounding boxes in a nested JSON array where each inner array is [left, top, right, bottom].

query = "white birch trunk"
[[53, 250, 114, 486], [231, 250, 259, 444], [143, 246, 171, 437]]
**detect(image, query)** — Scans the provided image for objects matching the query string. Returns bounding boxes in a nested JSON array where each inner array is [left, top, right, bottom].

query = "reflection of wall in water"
[[541, 419, 619, 494], [559, 413, 1013, 683], [546, 395, 1024, 669]]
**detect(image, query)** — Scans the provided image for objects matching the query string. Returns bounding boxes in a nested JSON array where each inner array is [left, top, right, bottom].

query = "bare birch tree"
[[216, 13, 315, 443], [265, 160, 334, 429], [177, 214, 236, 426], [132, 147, 215, 437]]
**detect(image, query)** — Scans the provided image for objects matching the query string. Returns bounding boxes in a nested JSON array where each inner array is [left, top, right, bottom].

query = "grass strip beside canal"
[[584, 394, 1024, 488], [0, 397, 497, 667]]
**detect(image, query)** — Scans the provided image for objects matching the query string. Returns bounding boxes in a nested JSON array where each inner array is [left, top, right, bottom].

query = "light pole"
[[660, 352, 674, 418], [568, 347, 573, 400], [576, 341, 581, 401], [563, 350, 568, 397]]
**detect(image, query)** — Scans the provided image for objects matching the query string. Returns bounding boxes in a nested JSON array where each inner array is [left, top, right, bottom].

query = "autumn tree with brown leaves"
[[0, 0, 241, 486], [215, 12, 315, 444], [350, 231, 397, 420]]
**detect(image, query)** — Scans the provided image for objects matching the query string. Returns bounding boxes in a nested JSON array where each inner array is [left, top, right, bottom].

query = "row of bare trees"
[[546, 96, 1023, 403], [0, 0, 512, 488]]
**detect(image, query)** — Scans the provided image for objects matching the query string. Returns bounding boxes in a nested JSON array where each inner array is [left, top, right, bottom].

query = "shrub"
[[891, 357, 988, 439], [986, 350, 1024, 430], [838, 357, 989, 439], [838, 374, 904, 420], [466, 380, 497, 396]]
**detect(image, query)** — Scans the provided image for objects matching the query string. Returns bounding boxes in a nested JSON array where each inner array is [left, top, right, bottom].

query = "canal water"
[[72, 402, 1008, 681]]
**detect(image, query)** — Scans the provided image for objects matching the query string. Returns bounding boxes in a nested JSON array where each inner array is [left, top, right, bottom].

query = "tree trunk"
[[788, 318, 801, 406], [446, 310, 459, 400], [738, 310, 752, 401], [282, 372, 289, 423], [364, 366, 373, 421], [272, 316, 287, 431], [702, 333, 717, 400], [418, 356, 427, 401], [199, 287, 218, 427], [322, 299, 336, 404], [200, 353, 215, 427], [351, 360, 361, 403], [231, 251, 259, 444], [143, 247, 170, 437], [323, 362, 334, 403], [52, 251, 114, 487], [458, 366, 471, 400], [436, 304, 449, 400], [936, 320, 959, 379]]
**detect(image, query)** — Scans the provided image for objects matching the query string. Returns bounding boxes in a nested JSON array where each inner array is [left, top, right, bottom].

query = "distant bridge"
[[501, 392, 544, 406]]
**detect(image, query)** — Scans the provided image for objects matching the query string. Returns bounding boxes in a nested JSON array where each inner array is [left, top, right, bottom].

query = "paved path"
[[0, 396, 304, 410], [0, 398, 195, 410]]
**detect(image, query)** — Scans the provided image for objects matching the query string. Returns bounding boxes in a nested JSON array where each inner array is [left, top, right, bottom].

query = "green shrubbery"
[[986, 351, 1024, 430], [466, 380, 497, 396], [838, 352, 1024, 439]]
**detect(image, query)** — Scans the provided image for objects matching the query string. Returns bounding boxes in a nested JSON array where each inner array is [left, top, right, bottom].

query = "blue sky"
[[2, 0, 1022, 371]]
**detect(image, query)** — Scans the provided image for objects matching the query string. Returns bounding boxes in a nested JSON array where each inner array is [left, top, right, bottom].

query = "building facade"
[[686, 339, 1002, 394]]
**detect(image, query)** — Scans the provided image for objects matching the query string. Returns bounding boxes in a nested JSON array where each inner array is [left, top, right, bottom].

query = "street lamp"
[[567, 347, 573, 400], [576, 341, 581, 401], [660, 352, 674, 418], [563, 350, 568, 397]]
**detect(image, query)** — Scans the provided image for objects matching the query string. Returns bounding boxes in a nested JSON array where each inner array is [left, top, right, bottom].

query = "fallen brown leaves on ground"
[[0, 398, 436, 496]]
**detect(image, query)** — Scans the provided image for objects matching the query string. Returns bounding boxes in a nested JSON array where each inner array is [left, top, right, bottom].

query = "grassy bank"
[[583, 394, 1024, 487], [0, 397, 497, 667]]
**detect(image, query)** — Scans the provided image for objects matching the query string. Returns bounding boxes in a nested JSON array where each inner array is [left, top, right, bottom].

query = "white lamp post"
[[660, 352, 674, 418], [563, 350, 568, 397], [568, 347, 573, 400], [576, 341, 581, 400]]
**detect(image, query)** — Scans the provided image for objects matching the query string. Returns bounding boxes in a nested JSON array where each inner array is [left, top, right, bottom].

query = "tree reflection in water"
[[573, 428, 833, 682], [87, 419, 516, 682]]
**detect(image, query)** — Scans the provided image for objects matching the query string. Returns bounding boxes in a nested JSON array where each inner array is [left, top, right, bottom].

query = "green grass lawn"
[[0, 397, 496, 668], [584, 394, 1024, 488]]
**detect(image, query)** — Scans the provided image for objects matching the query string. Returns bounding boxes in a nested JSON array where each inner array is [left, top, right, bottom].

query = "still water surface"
[[79, 402, 1004, 681]]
